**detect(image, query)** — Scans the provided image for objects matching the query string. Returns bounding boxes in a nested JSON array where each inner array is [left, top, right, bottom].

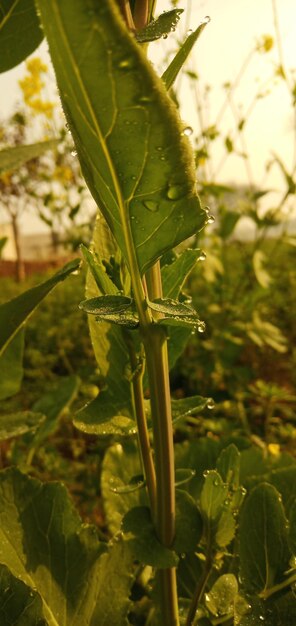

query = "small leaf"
[[101, 442, 144, 535], [216, 444, 240, 489], [74, 404, 137, 438], [79, 295, 133, 315], [80, 244, 118, 295], [200, 470, 235, 547], [135, 9, 183, 43], [109, 474, 145, 494], [0, 0, 43, 72], [162, 17, 210, 90], [253, 250, 272, 288], [0, 411, 45, 442], [149, 297, 198, 318], [80, 296, 138, 327], [206, 574, 238, 617], [200, 471, 228, 522], [122, 506, 178, 568], [239, 483, 291, 593], [0, 140, 59, 173], [173, 490, 203, 553]]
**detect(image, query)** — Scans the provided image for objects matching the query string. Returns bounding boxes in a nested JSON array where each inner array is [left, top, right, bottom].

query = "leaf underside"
[[36, 0, 207, 275]]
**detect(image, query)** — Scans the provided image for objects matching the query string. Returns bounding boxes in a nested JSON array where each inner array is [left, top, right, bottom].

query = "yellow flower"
[[256, 35, 274, 54], [53, 165, 74, 183], [268, 443, 280, 456], [26, 57, 48, 75]]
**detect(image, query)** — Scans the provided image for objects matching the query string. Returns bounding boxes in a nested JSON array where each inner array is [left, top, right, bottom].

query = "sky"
[[0, 0, 295, 232]]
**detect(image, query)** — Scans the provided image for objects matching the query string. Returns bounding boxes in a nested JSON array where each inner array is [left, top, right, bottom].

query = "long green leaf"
[[162, 17, 210, 90], [0, 258, 80, 357], [0, 140, 59, 173], [36, 0, 207, 274], [0, 0, 43, 72]]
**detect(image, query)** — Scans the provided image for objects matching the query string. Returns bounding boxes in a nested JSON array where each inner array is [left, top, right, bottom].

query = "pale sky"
[[0, 0, 295, 232]]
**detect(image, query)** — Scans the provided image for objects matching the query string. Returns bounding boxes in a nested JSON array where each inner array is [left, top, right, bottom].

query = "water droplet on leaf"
[[207, 398, 215, 409], [182, 126, 193, 136], [167, 184, 187, 200], [143, 200, 159, 212]]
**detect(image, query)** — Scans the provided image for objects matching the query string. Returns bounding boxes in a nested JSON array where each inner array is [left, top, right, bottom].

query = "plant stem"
[[186, 553, 213, 626], [124, 331, 157, 516]]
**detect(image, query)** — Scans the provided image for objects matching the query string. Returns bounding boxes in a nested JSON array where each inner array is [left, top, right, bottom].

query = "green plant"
[[0, 2, 296, 626]]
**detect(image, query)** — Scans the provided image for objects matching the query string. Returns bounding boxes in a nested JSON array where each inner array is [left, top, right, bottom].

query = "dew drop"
[[187, 28, 193, 35], [143, 199, 159, 212], [197, 321, 206, 333], [207, 214, 215, 224], [131, 215, 136, 220], [203, 470, 210, 477], [167, 184, 187, 200], [207, 398, 215, 410], [180, 553, 186, 559], [163, 34, 168, 39], [138, 95, 152, 104], [198, 250, 206, 261], [224, 498, 230, 506], [71, 150, 77, 157], [182, 126, 193, 137], [214, 479, 219, 486], [201, 15, 211, 25], [118, 58, 132, 69]]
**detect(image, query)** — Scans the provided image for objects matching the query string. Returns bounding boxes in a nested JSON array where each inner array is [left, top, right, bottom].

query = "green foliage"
[[0, 0, 43, 72]]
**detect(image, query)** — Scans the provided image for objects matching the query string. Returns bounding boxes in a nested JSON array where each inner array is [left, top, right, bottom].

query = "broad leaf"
[[0, 0, 43, 72], [206, 574, 238, 617], [101, 442, 145, 534], [0, 329, 24, 400], [122, 506, 178, 568], [0, 468, 134, 626], [239, 483, 291, 594], [0, 564, 47, 625], [175, 438, 220, 501], [0, 411, 44, 441], [216, 444, 240, 489], [36, 0, 207, 274], [135, 9, 183, 43], [235, 592, 296, 626], [200, 470, 236, 547], [0, 259, 80, 357], [173, 490, 203, 553], [162, 17, 210, 90], [0, 140, 59, 173]]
